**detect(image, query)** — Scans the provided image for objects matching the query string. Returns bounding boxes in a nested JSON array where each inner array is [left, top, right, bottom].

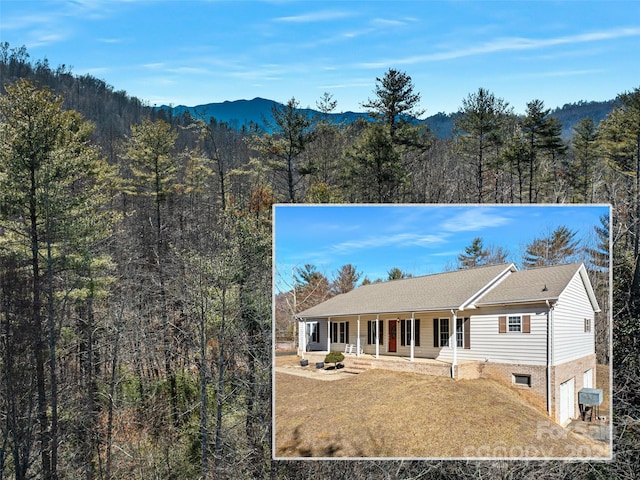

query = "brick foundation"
[[551, 353, 597, 423], [480, 362, 548, 413]]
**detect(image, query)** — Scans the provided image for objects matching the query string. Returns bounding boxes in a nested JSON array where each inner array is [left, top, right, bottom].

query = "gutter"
[[545, 300, 554, 417]]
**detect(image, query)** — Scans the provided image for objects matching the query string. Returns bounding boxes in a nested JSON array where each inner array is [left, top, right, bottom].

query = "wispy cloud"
[[371, 18, 410, 28], [507, 68, 605, 80], [274, 10, 353, 23], [330, 232, 445, 254], [358, 26, 640, 68], [440, 208, 512, 233]]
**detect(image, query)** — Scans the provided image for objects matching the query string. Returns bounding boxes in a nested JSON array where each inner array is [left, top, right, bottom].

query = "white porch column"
[[410, 312, 415, 362], [300, 320, 306, 359], [327, 317, 331, 353], [375, 314, 380, 359], [356, 315, 361, 357], [451, 310, 457, 379]]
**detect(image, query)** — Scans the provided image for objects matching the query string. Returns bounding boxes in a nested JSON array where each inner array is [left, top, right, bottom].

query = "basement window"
[[513, 374, 531, 387]]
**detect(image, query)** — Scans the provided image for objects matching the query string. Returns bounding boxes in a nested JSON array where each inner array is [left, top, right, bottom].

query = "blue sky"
[[273, 205, 609, 293], [1, 1, 639, 114]]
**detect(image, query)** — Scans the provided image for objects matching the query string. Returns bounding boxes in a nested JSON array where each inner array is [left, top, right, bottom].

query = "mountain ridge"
[[158, 97, 616, 139]]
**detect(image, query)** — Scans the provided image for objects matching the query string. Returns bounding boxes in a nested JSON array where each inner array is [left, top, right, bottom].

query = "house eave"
[[474, 297, 559, 308], [296, 305, 462, 319]]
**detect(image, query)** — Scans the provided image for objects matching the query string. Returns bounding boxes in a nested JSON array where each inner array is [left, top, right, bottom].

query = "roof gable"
[[473, 262, 600, 312]]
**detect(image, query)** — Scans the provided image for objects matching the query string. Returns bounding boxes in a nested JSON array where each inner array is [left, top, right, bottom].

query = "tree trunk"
[[214, 286, 226, 471], [30, 168, 52, 480]]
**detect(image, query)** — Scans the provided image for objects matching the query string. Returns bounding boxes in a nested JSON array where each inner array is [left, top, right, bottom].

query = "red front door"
[[389, 320, 397, 352]]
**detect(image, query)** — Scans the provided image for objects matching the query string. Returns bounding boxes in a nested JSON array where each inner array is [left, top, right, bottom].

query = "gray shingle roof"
[[296, 263, 515, 318], [474, 262, 590, 306], [296, 262, 599, 318]]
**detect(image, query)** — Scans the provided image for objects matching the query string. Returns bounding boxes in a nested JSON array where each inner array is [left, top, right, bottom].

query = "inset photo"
[[273, 204, 611, 460]]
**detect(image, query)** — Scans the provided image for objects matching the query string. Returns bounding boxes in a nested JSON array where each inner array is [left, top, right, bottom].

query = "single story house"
[[295, 262, 601, 425]]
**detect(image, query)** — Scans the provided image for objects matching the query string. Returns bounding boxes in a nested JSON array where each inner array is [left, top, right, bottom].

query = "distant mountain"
[[549, 100, 616, 138], [158, 97, 616, 139]]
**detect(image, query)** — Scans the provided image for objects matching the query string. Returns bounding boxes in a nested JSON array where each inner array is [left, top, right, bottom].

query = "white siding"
[[552, 270, 596, 365], [436, 305, 548, 365], [328, 308, 550, 365]]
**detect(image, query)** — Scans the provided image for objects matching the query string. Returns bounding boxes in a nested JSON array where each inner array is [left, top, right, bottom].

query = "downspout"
[[327, 317, 331, 353], [546, 300, 554, 417], [451, 309, 458, 379]]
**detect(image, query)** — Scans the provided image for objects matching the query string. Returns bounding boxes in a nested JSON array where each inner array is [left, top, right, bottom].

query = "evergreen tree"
[[332, 264, 362, 294], [0, 79, 116, 479], [458, 237, 509, 268], [522, 99, 550, 202], [387, 267, 411, 280], [123, 118, 181, 426], [458, 237, 489, 268], [522, 226, 580, 268], [454, 88, 511, 202], [257, 97, 312, 202], [294, 264, 331, 311], [362, 68, 424, 143], [346, 122, 403, 202], [570, 117, 600, 202], [598, 87, 640, 313]]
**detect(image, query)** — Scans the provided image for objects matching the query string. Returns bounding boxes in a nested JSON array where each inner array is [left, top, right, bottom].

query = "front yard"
[[274, 359, 610, 458]]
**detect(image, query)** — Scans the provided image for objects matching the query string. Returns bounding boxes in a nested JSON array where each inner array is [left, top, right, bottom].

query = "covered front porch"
[[295, 351, 482, 379]]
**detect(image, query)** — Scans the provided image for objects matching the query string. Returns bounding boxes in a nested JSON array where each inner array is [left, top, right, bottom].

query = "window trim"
[[306, 321, 319, 343], [508, 315, 522, 333], [513, 374, 531, 387], [439, 318, 450, 347], [499, 314, 531, 334], [456, 317, 464, 348], [367, 319, 383, 345], [331, 321, 349, 344]]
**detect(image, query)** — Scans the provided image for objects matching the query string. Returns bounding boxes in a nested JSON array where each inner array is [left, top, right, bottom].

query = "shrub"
[[324, 351, 344, 369]]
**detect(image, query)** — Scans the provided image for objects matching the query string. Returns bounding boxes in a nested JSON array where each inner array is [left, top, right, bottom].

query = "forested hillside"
[[1, 43, 639, 479]]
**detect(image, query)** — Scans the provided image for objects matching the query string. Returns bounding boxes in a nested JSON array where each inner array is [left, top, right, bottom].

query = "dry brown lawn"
[[274, 359, 611, 459]]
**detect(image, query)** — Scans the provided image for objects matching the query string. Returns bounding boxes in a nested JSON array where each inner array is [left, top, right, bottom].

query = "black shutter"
[[346, 322, 350, 343], [433, 318, 439, 347], [400, 320, 406, 346], [464, 317, 470, 349], [415, 319, 420, 346], [378, 319, 384, 345], [367, 321, 372, 344]]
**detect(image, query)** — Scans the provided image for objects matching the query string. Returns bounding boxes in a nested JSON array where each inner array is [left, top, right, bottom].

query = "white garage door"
[[583, 369, 593, 389], [559, 377, 575, 425]]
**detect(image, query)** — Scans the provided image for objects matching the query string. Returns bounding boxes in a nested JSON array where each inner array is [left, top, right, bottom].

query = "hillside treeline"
[[0, 44, 639, 479]]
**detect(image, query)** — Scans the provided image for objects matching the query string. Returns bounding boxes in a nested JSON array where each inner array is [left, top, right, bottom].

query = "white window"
[[513, 374, 531, 387], [440, 318, 449, 347], [583, 369, 593, 389], [508, 315, 522, 332], [306, 322, 319, 343], [331, 321, 349, 343], [456, 318, 464, 348]]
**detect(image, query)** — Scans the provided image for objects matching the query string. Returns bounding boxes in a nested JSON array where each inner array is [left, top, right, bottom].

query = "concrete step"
[[343, 367, 367, 374]]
